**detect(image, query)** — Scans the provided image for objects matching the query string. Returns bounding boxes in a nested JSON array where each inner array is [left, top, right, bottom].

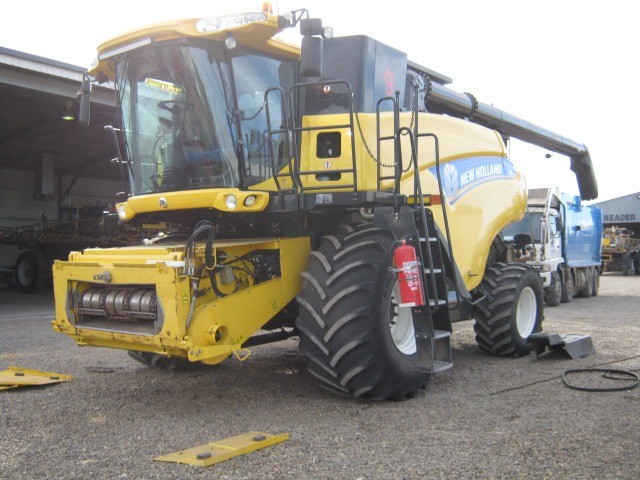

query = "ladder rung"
[[428, 299, 447, 307], [420, 237, 438, 242], [424, 268, 442, 274], [433, 329, 450, 340], [433, 361, 453, 373]]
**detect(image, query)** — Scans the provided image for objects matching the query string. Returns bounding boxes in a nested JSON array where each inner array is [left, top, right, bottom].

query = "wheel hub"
[[516, 286, 537, 337], [17, 260, 34, 286], [390, 282, 417, 355]]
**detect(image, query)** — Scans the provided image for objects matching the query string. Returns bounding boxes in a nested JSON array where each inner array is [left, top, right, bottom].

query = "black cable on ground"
[[562, 368, 640, 392], [489, 354, 640, 396]]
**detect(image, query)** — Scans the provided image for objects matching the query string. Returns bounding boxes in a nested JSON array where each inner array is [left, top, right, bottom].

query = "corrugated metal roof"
[[0, 46, 118, 186], [0, 46, 86, 82], [594, 192, 640, 208]]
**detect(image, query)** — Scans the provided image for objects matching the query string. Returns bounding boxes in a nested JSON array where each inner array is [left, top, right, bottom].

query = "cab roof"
[[90, 11, 300, 81]]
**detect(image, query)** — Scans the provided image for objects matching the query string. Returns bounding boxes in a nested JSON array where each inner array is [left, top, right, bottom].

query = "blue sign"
[[429, 156, 517, 204]]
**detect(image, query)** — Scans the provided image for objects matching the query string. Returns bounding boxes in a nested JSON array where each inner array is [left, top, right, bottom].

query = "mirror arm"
[[78, 73, 92, 127]]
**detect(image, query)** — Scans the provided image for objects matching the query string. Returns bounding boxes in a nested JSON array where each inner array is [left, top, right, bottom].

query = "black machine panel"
[[303, 35, 408, 115]]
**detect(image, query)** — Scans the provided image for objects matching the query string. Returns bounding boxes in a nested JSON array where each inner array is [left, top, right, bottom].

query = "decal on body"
[[431, 156, 516, 204]]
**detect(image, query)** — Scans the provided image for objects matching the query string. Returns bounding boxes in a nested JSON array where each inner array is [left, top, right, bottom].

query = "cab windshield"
[[115, 42, 294, 195], [502, 212, 543, 243]]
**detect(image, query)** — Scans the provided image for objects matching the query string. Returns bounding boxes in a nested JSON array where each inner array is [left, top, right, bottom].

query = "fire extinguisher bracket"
[[390, 260, 421, 273], [398, 301, 419, 308]]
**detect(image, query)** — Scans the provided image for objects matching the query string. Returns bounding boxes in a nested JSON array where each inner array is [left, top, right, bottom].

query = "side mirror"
[[300, 17, 332, 77], [514, 233, 533, 249], [78, 75, 92, 127], [300, 35, 323, 77]]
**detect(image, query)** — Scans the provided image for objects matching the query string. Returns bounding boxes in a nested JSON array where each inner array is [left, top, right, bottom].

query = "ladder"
[[376, 86, 458, 375]]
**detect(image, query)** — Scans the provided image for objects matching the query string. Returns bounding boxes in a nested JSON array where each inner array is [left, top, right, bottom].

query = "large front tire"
[[473, 262, 544, 356], [296, 224, 428, 400]]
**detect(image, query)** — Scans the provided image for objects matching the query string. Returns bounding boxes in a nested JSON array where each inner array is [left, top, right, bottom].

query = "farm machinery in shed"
[[52, 8, 597, 400]]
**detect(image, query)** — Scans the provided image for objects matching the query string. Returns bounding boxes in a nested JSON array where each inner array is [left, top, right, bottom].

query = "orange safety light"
[[262, 2, 273, 14]]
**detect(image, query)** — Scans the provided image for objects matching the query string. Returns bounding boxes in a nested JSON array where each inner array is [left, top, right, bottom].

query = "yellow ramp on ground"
[[155, 431, 289, 467], [0, 366, 73, 389]]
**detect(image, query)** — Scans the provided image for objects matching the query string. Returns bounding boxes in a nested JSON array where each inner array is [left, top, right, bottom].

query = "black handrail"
[[287, 80, 359, 193], [264, 86, 298, 192]]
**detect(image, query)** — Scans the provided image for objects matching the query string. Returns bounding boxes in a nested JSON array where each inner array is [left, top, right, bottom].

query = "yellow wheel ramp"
[[0, 366, 72, 390], [154, 431, 289, 467]]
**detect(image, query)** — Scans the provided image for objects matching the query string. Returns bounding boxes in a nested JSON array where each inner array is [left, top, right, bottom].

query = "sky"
[[1, 0, 637, 202]]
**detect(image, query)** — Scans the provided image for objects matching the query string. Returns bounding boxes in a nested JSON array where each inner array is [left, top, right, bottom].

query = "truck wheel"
[[560, 271, 574, 303], [473, 262, 543, 356], [591, 268, 600, 296], [296, 224, 428, 400], [578, 268, 592, 298], [14, 250, 49, 293], [544, 272, 562, 307]]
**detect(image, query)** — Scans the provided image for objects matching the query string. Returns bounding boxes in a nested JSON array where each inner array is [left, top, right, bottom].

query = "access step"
[[433, 360, 453, 373], [415, 328, 453, 375]]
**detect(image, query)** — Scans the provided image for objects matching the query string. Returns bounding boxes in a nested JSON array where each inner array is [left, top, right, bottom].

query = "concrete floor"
[[1, 274, 639, 479]]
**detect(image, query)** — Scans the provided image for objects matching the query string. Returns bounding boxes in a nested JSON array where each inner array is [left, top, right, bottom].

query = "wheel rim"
[[17, 260, 33, 287], [516, 286, 537, 338], [389, 282, 417, 355]]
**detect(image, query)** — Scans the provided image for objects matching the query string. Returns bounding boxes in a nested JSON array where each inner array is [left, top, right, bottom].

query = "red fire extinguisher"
[[393, 240, 426, 307]]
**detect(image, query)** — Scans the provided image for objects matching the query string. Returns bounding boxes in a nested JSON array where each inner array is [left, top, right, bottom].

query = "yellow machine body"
[[283, 111, 527, 291], [54, 9, 535, 367], [52, 237, 309, 364]]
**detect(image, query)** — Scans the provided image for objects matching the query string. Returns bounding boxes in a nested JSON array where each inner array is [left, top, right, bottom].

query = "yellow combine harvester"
[[52, 8, 598, 400]]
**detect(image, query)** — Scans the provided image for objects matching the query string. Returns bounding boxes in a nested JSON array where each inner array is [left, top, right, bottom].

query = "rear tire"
[[15, 250, 49, 293], [544, 271, 562, 307], [296, 224, 428, 400], [591, 268, 600, 296], [578, 268, 592, 298], [473, 262, 544, 356], [560, 270, 574, 303]]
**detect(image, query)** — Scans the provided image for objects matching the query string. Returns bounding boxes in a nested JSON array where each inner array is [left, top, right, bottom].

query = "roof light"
[[224, 35, 238, 50], [98, 37, 152, 61], [61, 101, 75, 121], [196, 13, 267, 34]]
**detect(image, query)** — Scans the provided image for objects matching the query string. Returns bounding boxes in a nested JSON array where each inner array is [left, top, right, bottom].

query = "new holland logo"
[[430, 156, 516, 204], [442, 163, 460, 198]]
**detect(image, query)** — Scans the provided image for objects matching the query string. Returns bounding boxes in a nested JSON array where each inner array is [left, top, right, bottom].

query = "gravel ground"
[[1, 273, 638, 479]]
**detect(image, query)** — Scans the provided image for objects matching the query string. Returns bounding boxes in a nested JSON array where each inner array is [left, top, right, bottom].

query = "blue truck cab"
[[502, 188, 602, 306]]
